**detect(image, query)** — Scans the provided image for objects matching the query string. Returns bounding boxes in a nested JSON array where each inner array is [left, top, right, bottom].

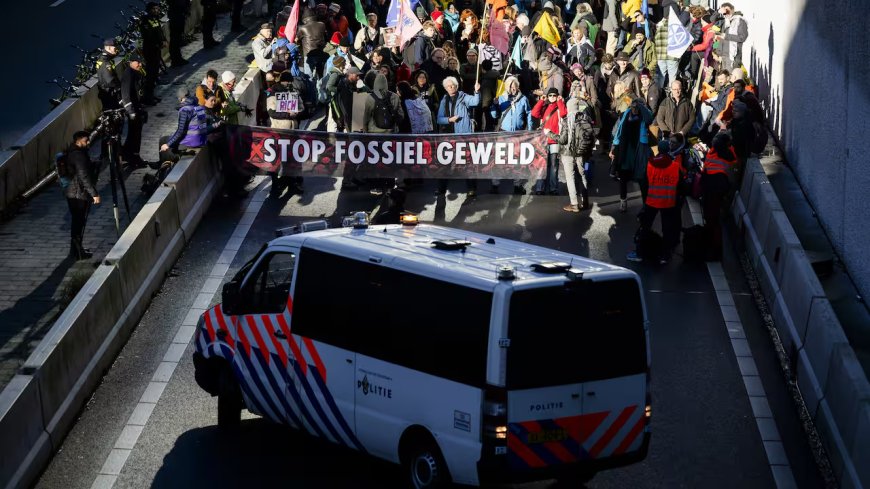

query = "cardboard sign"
[[382, 27, 398, 49], [275, 91, 301, 114]]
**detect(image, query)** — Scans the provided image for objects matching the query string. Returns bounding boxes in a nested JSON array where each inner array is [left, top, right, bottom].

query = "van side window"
[[241, 252, 295, 314], [293, 247, 491, 387]]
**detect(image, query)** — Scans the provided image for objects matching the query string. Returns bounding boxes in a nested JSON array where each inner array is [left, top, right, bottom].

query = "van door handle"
[[586, 391, 596, 397], [275, 330, 287, 339], [346, 358, 353, 364], [571, 393, 580, 399]]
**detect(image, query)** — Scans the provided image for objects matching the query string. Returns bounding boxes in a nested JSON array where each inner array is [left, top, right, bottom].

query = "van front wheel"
[[406, 442, 450, 489], [217, 366, 242, 430]]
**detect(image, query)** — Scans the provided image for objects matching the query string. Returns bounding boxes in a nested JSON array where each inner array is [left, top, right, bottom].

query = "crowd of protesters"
[[70, 0, 766, 263]]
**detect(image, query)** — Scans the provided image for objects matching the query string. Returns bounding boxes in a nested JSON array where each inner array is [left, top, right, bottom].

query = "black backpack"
[[372, 93, 395, 130], [562, 110, 595, 157]]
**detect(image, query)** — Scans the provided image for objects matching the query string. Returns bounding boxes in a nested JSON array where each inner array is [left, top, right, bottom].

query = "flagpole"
[[475, 2, 490, 86]]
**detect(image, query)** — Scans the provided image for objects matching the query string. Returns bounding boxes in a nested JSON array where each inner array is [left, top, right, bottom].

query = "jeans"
[[656, 59, 680, 89], [535, 150, 560, 193]]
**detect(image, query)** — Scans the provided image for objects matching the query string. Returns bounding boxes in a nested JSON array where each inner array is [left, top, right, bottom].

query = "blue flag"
[[666, 9, 691, 58], [642, 0, 649, 38], [386, 0, 419, 26], [510, 38, 523, 68]]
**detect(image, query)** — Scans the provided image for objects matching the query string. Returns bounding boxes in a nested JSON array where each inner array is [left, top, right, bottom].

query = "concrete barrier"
[[0, 139, 223, 489], [735, 156, 870, 489], [234, 68, 264, 127]]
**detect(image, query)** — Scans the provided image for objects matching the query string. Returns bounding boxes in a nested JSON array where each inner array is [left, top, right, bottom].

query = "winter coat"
[[602, 0, 620, 32], [267, 84, 308, 130], [655, 95, 695, 135], [721, 13, 748, 66], [559, 101, 596, 157], [613, 102, 653, 146], [565, 39, 596, 72], [405, 97, 434, 133], [531, 98, 568, 144], [252, 35, 274, 72], [64, 146, 98, 201], [296, 16, 327, 56], [437, 91, 480, 134], [491, 92, 533, 131], [622, 39, 657, 73], [538, 57, 565, 96], [608, 63, 642, 98], [364, 74, 405, 133], [354, 26, 382, 55], [643, 82, 663, 115]]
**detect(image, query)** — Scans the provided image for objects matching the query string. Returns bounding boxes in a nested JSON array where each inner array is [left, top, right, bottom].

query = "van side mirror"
[[222, 282, 241, 315]]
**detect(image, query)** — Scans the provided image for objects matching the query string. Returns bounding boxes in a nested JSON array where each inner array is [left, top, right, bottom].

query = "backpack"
[[561, 110, 595, 157], [316, 71, 335, 104], [55, 151, 73, 189], [372, 93, 396, 130]]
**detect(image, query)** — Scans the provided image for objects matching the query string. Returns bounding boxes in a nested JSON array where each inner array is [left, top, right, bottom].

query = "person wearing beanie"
[[252, 23, 276, 73], [536, 54, 565, 99], [217, 71, 243, 124], [531, 87, 568, 195], [639, 67, 662, 115], [325, 34, 351, 72]]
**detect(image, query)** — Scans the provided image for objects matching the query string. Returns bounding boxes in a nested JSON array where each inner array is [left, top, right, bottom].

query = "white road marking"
[[90, 179, 269, 489], [49, 0, 66, 6], [687, 198, 797, 489]]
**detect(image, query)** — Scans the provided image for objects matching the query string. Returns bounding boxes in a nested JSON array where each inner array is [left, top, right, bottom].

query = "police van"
[[193, 216, 651, 487]]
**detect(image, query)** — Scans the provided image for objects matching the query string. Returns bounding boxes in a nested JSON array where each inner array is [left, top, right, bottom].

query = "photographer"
[[121, 55, 148, 167], [65, 131, 101, 260]]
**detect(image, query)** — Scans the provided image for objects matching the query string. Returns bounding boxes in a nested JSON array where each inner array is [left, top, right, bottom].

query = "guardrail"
[[0, 1, 204, 215], [732, 158, 870, 488], [0, 64, 263, 489]]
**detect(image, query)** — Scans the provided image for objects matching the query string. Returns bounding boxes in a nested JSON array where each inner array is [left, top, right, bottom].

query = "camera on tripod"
[[89, 108, 126, 141]]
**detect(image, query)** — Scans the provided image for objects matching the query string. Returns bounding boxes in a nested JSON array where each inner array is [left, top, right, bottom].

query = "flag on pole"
[[285, 0, 301, 42], [532, 11, 561, 47], [488, 14, 509, 54], [354, 0, 368, 27], [666, 8, 691, 58], [386, 0, 400, 26], [510, 38, 523, 68], [397, 0, 423, 51]]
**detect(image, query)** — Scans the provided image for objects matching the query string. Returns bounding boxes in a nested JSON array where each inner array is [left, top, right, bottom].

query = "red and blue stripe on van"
[[507, 407, 646, 469], [195, 298, 365, 453]]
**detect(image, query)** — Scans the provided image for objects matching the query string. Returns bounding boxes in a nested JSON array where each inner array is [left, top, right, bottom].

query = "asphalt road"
[[35, 162, 826, 488], [0, 0, 146, 148]]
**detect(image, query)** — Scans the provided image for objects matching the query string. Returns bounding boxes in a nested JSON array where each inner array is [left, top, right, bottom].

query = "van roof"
[[274, 223, 629, 288]]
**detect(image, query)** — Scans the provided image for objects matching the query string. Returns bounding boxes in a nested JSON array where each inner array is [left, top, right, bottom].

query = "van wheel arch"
[[398, 426, 452, 489]]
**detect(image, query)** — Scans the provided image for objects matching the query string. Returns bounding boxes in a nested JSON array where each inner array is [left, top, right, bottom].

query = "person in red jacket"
[[627, 134, 686, 264], [688, 14, 716, 82], [701, 131, 739, 260], [531, 87, 567, 194]]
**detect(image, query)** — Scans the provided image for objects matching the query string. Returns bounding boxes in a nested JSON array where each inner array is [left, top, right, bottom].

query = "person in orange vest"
[[701, 131, 739, 260], [627, 134, 686, 264]]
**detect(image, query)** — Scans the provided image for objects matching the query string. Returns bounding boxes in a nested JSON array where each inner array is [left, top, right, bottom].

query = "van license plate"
[[527, 428, 568, 444]]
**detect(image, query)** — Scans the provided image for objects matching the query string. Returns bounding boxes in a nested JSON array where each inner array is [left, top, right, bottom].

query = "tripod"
[[92, 108, 132, 235]]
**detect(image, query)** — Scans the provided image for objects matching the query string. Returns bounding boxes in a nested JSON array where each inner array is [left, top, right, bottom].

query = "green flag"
[[355, 0, 368, 27]]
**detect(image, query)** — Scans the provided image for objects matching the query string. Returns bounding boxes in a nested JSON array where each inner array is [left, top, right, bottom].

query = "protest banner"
[[275, 92, 302, 114], [225, 126, 549, 179]]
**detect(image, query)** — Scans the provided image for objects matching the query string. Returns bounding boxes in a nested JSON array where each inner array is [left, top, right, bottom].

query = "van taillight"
[[483, 386, 508, 452]]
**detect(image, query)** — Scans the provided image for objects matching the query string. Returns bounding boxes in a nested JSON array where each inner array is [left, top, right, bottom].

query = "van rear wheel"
[[217, 365, 242, 430], [405, 442, 450, 489]]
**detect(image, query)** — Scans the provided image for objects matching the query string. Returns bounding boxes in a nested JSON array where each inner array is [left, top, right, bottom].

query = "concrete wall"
[[734, 0, 870, 301]]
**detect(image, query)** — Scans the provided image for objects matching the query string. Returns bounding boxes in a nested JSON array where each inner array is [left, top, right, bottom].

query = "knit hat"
[[330, 32, 342, 44], [521, 25, 531, 36], [328, 2, 340, 12], [640, 67, 652, 78], [277, 25, 286, 38], [543, 1, 554, 10], [279, 71, 293, 82], [466, 48, 478, 57], [570, 63, 582, 72], [332, 56, 347, 69], [260, 22, 274, 31], [431, 10, 443, 22], [339, 36, 351, 47], [221, 71, 236, 83], [516, 13, 529, 28]]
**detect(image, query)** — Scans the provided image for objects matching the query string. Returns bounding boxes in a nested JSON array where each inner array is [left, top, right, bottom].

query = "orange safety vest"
[[704, 148, 738, 181], [646, 154, 682, 209]]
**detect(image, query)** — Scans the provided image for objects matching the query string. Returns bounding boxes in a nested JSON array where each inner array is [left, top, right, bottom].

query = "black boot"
[[581, 189, 590, 210], [70, 238, 92, 260]]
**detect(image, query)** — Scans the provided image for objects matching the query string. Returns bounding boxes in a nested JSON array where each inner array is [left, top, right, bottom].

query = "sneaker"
[[562, 204, 580, 213], [626, 251, 643, 263], [619, 199, 627, 213]]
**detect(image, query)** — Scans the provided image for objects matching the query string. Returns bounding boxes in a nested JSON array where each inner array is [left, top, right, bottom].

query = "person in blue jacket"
[[490, 76, 533, 194], [436, 76, 481, 197]]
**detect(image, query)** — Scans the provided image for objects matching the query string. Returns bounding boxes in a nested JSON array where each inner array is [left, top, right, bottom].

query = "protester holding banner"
[[436, 76, 481, 196], [491, 75, 533, 194], [531, 88, 567, 195]]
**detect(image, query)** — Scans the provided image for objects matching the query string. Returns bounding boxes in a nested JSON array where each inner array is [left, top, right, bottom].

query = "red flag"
[[285, 0, 301, 42], [488, 15, 509, 55]]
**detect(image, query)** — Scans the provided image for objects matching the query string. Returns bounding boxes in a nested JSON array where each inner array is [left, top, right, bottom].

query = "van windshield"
[[506, 278, 647, 390]]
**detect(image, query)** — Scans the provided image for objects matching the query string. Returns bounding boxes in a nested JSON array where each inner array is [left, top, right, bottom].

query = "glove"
[[242, 107, 253, 117]]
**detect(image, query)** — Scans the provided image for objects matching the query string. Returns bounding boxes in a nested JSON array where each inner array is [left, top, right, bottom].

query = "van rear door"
[[504, 277, 648, 469]]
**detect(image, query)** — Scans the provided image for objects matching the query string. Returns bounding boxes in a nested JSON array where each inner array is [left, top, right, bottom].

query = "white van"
[[193, 220, 651, 487]]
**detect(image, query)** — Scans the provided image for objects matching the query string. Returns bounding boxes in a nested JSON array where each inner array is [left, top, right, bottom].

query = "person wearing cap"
[[266, 72, 307, 197], [622, 28, 657, 74], [252, 23, 277, 73], [430, 10, 454, 41], [626, 133, 687, 264], [120, 55, 147, 168], [459, 48, 479, 94], [715, 2, 748, 72], [167, 0, 188, 66], [322, 56, 349, 132], [531, 87, 568, 195], [355, 13, 382, 55], [140, 2, 167, 105], [297, 11, 328, 77], [364, 73, 405, 195], [96, 39, 121, 110], [217, 71, 243, 124]]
